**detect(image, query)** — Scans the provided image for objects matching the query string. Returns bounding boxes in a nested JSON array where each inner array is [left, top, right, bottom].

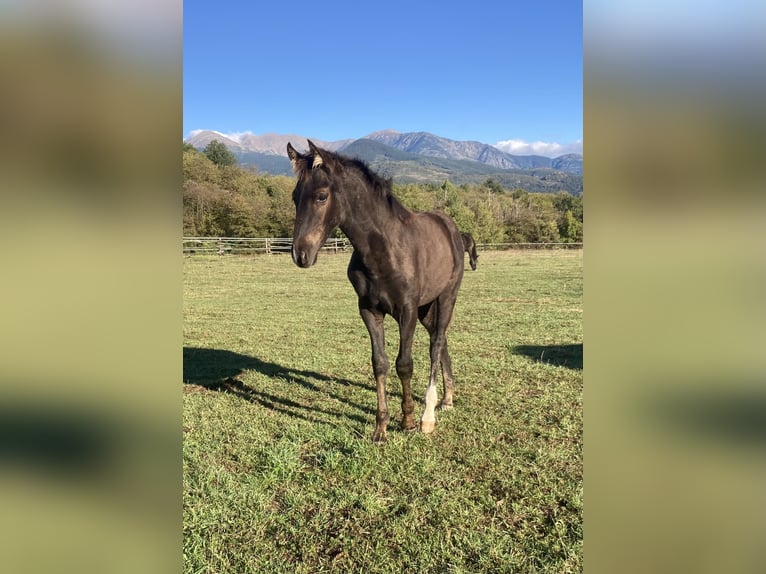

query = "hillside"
[[360, 130, 556, 171], [340, 140, 582, 194], [186, 129, 583, 194]]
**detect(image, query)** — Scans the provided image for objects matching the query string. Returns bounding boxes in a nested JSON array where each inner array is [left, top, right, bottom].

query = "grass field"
[[183, 249, 582, 573]]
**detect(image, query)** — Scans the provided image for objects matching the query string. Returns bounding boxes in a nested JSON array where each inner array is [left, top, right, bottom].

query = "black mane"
[[317, 150, 411, 221]]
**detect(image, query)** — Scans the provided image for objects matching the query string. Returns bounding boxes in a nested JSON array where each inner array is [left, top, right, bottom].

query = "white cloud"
[[493, 139, 583, 157], [223, 131, 254, 144], [185, 129, 252, 143]]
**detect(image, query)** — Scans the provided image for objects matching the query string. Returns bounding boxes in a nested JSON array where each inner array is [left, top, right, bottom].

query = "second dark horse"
[[287, 140, 464, 443], [461, 232, 479, 271]]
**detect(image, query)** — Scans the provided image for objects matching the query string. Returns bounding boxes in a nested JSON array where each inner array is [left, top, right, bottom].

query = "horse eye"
[[316, 192, 328, 204]]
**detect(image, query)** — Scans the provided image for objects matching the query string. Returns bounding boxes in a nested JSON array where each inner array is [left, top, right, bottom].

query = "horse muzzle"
[[291, 242, 318, 268]]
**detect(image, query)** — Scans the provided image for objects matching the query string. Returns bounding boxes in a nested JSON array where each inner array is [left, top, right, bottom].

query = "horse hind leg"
[[418, 302, 439, 433], [420, 340, 455, 433], [439, 339, 456, 410], [421, 347, 440, 434], [418, 297, 457, 433]]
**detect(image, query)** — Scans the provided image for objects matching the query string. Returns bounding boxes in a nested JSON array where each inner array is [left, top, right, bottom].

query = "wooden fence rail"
[[182, 237, 351, 255], [477, 242, 583, 250], [183, 237, 582, 256]]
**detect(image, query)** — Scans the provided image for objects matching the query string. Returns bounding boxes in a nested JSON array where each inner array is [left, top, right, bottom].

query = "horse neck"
[[337, 175, 405, 255]]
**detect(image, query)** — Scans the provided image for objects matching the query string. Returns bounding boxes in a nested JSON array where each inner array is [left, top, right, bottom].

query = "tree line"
[[183, 141, 583, 243]]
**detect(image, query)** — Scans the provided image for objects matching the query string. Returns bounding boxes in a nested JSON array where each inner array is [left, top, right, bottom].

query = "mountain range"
[[185, 129, 583, 194]]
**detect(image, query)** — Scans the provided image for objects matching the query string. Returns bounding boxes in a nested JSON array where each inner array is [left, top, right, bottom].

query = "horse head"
[[287, 140, 343, 268]]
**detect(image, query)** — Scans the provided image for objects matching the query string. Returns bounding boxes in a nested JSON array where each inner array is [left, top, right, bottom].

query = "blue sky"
[[184, 1, 582, 156]]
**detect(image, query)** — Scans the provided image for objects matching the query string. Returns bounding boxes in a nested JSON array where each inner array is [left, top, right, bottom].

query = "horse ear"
[[307, 140, 324, 169], [287, 142, 302, 172]]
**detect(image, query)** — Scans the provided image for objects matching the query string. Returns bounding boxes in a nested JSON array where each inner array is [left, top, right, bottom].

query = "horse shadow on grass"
[[183, 346, 376, 427], [511, 343, 583, 370]]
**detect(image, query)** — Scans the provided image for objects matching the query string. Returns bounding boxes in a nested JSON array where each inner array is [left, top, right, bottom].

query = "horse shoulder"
[[347, 252, 370, 294]]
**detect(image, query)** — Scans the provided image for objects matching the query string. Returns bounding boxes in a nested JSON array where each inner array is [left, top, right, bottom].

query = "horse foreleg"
[[360, 307, 389, 443]]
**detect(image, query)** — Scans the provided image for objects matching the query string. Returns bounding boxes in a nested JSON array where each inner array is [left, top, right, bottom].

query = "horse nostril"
[[291, 242, 312, 268], [291, 244, 303, 267], [294, 248, 309, 267]]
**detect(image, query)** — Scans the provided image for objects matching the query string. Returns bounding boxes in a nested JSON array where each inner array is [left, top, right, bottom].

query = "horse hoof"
[[421, 420, 435, 434], [438, 401, 454, 411], [402, 423, 418, 433], [372, 431, 387, 444]]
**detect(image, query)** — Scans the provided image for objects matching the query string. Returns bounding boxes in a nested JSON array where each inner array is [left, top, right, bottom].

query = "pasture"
[[183, 249, 582, 573]]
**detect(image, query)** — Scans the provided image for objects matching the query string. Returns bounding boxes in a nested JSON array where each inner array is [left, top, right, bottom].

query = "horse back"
[[410, 211, 464, 299]]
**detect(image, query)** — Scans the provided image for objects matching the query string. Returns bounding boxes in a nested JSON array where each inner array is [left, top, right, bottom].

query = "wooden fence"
[[183, 237, 351, 255], [183, 237, 582, 255], [476, 242, 583, 250]]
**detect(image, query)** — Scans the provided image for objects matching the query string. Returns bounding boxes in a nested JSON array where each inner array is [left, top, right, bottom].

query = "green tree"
[[183, 149, 220, 185], [502, 193, 563, 243], [183, 181, 225, 236], [394, 183, 433, 212], [483, 178, 505, 194], [447, 204, 476, 235], [210, 192, 261, 237], [265, 183, 296, 237], [510, 188, 528, 201], [552, 192, 583, 221], [219, 165, 260, 196], [203, 139, 237, 167], [472, 201, 504, 244], [559, 210, 583, 242]]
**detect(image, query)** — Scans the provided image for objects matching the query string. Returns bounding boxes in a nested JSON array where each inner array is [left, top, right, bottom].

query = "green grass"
[[183, 250, 582, 573]]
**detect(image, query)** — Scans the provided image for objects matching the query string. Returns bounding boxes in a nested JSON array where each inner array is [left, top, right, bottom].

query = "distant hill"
[[551, 154, 583, 173], [233, 151, 292, 175], [332, 139, 581, 194], [185, 129, 582, 194], [360, 130, 556, 171], [186, 130, 246, 151], [186, 130, 351, 156]]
